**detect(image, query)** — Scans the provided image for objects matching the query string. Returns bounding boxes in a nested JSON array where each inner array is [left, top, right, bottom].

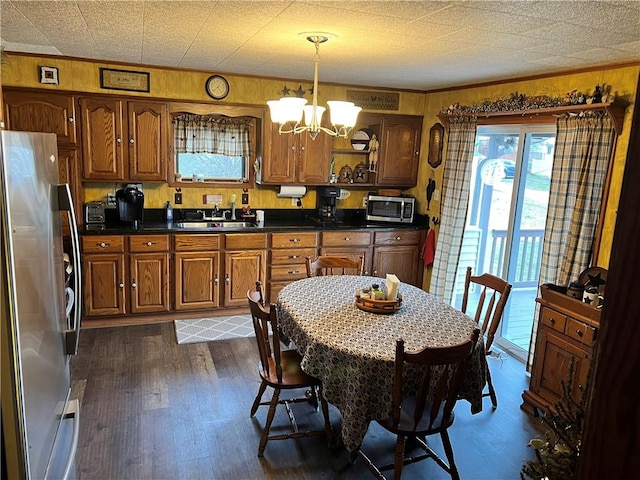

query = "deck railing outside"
[[487, 229, 544, 287]]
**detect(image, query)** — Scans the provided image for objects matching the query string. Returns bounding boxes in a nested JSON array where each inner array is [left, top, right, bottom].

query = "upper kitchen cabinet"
[[80, 97, 168, 182], [3, 90, 78, 146], [376, 115, 422, 186], [259, 119, 333, 184]]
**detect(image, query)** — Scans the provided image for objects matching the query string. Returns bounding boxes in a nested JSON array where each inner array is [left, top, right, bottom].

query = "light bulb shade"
[[303, 105, 326, 126], [327, 101, 362, 128], [268, 97, 307, 124]]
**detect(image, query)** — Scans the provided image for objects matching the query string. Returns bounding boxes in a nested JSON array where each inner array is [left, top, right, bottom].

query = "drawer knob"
[[119, 282, 124, 289], [68, 117, 74, 123], [214, 275, 219, 285], [131, 282, 137, 289], [225, 274, 230, 284], [344, 237, 351, 241], [116, 137, 122, 144], [395, 236, 401, 241], [290, 255, 299, 259], [129, 138, 135, 144], [290, 238, 300, 243], [288, 270, 299, 275], [146, 241, 155, 246], [576, 329, 584, 337], [550, 318, 555, 324], [98, 242, 109, 248]]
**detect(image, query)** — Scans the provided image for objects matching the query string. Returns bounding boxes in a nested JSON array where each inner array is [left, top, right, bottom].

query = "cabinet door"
[[372, 245, 420, 286], [298, 124, 333, 184], [58, 148, 82, 236], [81, 97, 126, 180], [129, 252, 170, 314], [224, 250, 266, 307], [128, 101, 167, 181], [4, 90, 77, 145], [377, 115, 422, 186], [83, 253, 126, 317], [262, 126, 297, 183], [530, 328, 591, 406], [174, 252, 220, 310]]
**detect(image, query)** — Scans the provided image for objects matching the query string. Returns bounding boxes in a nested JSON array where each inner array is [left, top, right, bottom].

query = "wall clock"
[[205, 74, 229, 100]]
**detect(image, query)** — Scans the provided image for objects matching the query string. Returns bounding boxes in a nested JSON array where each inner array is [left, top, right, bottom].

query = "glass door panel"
[[452, 125, 555, 361]]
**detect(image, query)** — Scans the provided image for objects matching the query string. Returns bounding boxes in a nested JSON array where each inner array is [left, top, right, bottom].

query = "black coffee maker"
[[316, 186, 340, 223], [116, 186, 144, 228]]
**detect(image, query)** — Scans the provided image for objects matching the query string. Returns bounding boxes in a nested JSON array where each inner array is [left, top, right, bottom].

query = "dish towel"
[[421, 229, 436, 268]]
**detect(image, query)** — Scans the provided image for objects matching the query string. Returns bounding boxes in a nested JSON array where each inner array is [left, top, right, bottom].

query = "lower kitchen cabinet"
[[521, 284, 600, 416], [268, 231, 318, 302], [371, 230, 423, 286], [320, 231, 372, 275], [223, 233, 267, 307], [174, 234, 221, 310], [82, 234, 170, 317]]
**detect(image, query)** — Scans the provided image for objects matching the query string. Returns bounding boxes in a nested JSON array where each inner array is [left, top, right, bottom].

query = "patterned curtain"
[[429, 116, 477, 303], [173, 114, 252, 156], [527, 114, 616, 367]]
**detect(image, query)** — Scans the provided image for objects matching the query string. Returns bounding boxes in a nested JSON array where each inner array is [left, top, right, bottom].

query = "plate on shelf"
[[351, 129, 370, 150]]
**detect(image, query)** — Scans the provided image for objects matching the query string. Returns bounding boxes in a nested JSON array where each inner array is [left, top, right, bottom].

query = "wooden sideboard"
[[521, 284, 601, 416]]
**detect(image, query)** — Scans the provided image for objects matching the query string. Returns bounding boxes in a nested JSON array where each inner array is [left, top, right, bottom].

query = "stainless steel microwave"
[[366, 194, 415, 224]]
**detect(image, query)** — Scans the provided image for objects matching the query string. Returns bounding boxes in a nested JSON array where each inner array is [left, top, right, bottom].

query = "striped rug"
[[174, 315, 254, 344]]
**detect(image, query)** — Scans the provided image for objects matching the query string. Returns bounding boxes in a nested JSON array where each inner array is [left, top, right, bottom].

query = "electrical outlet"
[[107, 193, 116, 206], [241, 193, 249, 205], [174, 192, 183, 204]]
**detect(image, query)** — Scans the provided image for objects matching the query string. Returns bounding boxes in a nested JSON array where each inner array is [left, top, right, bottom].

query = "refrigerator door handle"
[[58, 184, 82, 355]]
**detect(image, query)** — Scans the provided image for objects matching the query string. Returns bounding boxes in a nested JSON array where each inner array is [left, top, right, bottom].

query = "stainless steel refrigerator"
[[1, 131, 82, 479]]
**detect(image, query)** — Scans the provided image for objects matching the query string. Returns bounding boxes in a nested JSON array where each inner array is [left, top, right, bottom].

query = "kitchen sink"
[[174, 221, 256, 229]]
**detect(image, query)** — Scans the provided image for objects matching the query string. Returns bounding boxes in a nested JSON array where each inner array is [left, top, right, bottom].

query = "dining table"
[[275, 275, 487, 453]]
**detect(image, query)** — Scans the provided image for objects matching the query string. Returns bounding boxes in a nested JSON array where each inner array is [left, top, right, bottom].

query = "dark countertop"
[[81, 208, 429, 235]]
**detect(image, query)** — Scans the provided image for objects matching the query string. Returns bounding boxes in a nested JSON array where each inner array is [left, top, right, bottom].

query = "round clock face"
[[205, 75, 229, 100]]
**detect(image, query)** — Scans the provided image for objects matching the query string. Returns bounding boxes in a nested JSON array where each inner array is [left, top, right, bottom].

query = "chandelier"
[[267, 33, 362, 140]]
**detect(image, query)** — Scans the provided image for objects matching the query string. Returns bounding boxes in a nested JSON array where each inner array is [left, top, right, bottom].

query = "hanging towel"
[[421, 229, 436, 268]]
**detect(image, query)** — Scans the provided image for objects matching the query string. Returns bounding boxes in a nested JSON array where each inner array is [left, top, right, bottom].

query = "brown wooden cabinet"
[[268, 231, 318, 302], [320, 230, 372, 275], [80, 97, 167, 181], [521, 284, 600, 415], [371, 230, 422, 286], [82, 234, 170, 318], [376, 115, 422, 186], [223, 233, 267, 307], [260, 121, 333, 184], [3, 90, 78, 146], [174, 234, 221, 310]]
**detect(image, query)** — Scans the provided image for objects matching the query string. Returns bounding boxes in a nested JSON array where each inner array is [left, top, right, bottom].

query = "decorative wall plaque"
[[346, 90, 399, 110], [100, 68, 150, 92]]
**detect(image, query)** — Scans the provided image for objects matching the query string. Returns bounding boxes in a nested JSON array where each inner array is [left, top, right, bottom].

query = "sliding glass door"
[[451, 125, 555, 361]]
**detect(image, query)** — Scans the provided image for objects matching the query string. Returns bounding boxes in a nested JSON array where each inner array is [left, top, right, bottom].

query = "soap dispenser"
[[166, 201, 173, 223]]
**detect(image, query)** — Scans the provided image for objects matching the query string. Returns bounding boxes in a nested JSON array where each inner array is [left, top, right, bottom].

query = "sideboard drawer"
[[270, 248, 317, 265], [541, 307, 567, 333], [565, 317, 596, 345], [128, 235, 169, 252], [322, 231, 371, 247], [81, 235, 125, 253], [174, 234, 220, 251], [271, 232, 318, 249], [270, 265, 307, 281]]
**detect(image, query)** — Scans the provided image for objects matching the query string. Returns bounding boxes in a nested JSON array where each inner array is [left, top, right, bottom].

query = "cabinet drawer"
[[565, 318, 596, 345], [271, 248, 317, 265], [322, 231, 371, 247], [374, 230, 421, 246], [225, 233, 267, 250], [129, 235, 169, 252], [541, 308, 567, 333], [271, 232, 318, 249], [270, 265, 308, 281], [174, 234, 220, 251], [81, 235, 125, 253]]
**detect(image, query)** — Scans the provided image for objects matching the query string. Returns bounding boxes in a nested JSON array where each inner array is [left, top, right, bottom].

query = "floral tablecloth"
[[276, 275, 486, 453]]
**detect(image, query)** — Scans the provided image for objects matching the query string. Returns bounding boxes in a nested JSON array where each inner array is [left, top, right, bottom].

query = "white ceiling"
[[1, 0, 639, 91]]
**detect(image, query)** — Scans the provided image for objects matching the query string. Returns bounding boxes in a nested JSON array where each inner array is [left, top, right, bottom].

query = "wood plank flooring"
[[71, 322, 545, 479]]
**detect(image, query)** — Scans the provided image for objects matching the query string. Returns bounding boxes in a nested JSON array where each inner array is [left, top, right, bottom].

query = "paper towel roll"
[[277, 186, 307, 198]]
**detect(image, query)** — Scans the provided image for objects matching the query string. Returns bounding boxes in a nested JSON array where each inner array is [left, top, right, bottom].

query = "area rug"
[[174, 315, 254, 344]]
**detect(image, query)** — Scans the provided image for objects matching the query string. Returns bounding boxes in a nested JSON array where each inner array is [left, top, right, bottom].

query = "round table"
[[276, 275, 486, 453]]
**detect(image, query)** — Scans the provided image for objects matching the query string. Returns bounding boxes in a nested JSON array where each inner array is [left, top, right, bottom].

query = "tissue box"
[[385, 274, 400, 300]]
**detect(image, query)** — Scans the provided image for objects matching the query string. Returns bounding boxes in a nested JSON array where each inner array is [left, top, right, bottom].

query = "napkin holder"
[[355, 290, 403, 314]]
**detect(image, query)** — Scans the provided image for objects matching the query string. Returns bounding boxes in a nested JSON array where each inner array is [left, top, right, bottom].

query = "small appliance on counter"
[[315, 186, 341, 223], [116, 185, 145, 228], [85, 200, 106, 226], [366, 193, 415, 224]]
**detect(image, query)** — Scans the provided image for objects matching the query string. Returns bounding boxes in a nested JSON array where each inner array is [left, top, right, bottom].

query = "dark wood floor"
[[71, 322, 545, 479]]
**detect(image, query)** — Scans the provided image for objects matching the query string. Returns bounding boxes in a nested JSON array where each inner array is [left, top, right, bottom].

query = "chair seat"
[[259, 349, 321, 389], [378, 397, 454, 435]]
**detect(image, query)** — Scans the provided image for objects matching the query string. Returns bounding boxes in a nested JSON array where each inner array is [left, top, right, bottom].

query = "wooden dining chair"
[[461, 266, 512, 409], [247, 281, 332, 456], [357, 328, 481, 480], [305, 255, 365, 277]]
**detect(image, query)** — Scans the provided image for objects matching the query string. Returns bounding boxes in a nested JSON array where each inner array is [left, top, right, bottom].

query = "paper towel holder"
[[276, 185, 307, 198]]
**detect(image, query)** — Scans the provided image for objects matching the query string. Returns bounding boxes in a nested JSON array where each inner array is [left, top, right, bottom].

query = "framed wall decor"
[[100, 68, 150, 92], [39, 66, 59, 85], [428, 122, 444, 168]]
